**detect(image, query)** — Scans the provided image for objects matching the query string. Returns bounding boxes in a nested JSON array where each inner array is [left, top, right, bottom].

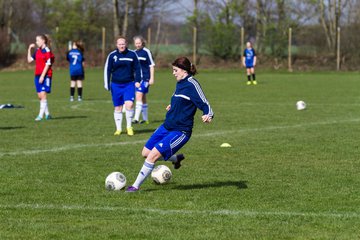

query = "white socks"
[[142, 103, 148, 121], [114, 111, 123, 131], [132, 160, 155, 189], [39, 100, 47, 118], [114, 108, 134, 130], [125, 109, 134, 128], [134, 101, 143, 121]]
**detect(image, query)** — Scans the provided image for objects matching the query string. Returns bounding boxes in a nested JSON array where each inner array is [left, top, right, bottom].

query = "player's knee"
[[142, 148, 150, 158]]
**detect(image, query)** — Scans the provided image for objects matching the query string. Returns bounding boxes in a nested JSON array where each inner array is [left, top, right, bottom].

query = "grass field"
[[1, 68, 360, 239]]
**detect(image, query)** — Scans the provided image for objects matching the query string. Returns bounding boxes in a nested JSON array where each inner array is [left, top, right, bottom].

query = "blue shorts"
[[245, 63, 254, 69], [136, 80, 150, 94], [145, 124, 190, 160], [34, 75, 52, 93], [111, 82, 135, 107]]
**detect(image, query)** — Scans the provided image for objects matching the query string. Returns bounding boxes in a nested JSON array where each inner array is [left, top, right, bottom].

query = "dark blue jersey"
[[135, 47, 155, 81], [164, 75, 214, 135], [104, 48, 142, 90], [243, 48, 256, 67], [67, 49, 84, 76]]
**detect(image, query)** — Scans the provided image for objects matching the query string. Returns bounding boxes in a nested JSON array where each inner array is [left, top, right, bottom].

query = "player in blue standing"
[[243, 41, 257, 85], [104, 36, 142, 136], [132, 36, 155, 124], [126, 57, 214, 192], [67, 41, 85, 101]]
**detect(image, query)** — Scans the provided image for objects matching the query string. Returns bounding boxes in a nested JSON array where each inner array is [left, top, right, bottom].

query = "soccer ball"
[[151, 165, 172, 184], [105, 172, 126, 190], [296, 100, 306, 110]]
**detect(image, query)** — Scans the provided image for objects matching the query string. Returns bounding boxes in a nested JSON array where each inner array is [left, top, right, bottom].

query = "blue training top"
[[164, 75, 214, 135], [67, 49, 84, 76], [104, 48, 142, 90], [135, 47, 155, 81], [243, 48, 256, 67]]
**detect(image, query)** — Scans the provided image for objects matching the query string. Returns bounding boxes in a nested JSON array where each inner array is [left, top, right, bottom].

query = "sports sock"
[[157, 154, 177, 162], [252, 73, 256, 80], [132, 160, 155, 189], [114, 110, 123, 131], [247, 75, 251, 81], [134, 101, 143, 121], [142, 103, 148, 121], [39, 100, 47, 118], [77, 87, 83, 98], [70, 87, 75, 97], [126, 109, 134, 128], [44, 102, 50, 116]]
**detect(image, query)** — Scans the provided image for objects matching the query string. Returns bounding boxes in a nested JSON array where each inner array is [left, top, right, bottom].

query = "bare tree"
[[113, 0, 120, 39]]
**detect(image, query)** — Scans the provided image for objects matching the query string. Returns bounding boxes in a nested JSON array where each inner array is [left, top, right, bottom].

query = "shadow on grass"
[[134, 128, 157, 134], [172, 180, 248, 190], [0, 126, 25, 130], [144, 180, 248, 192], [51, 116, 88, 120]]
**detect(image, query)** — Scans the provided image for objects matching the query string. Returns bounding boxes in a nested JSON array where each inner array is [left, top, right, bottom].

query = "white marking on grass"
[[0, 203, 359, 219], [1, 118, 360, 157]]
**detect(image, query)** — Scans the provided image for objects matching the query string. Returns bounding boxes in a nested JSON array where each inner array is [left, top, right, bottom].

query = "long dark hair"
[[74, 40, 85, 53], [172, 57, 197, 76]]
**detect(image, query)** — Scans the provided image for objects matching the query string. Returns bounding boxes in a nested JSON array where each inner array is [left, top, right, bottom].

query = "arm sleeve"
[[145, 48, 155, 67], [45, 51, 52, 65], [243, 50, 246, 57], [32, 51, 36, 60], [189, 80, 214, 118], [104, 54, 112, 91], [66, 51, 70, 62]]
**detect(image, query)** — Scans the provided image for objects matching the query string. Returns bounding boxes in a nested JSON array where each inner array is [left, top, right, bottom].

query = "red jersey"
[[32, 46, 54, 77]]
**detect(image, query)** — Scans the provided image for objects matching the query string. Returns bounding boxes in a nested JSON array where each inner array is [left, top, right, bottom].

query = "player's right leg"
[[133, 91, 143, 124]]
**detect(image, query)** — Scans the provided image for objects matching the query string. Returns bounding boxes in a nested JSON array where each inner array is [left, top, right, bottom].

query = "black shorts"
[[71, 74, 85, 81]]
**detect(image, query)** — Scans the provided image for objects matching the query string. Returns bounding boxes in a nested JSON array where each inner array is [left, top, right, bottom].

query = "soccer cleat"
[[70, 96, 74, 102], [247, 81, 251, 85], [125, 186, 139, 192], [252, 80, 257, 85], [114, 130, 122, 136], [172, 154, 185, 169], [132, 120, 139, 124], [140, 120, 149, 124], [45, 114, 52, 120], [35, 116, 42, 121], [78, 96, 82, 101], [127, 127, 134, 136]]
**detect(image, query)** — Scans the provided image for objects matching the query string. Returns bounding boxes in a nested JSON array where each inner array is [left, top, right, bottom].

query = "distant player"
[[67, 41, 85, 101], [126, 57, 214, 192], [243, 41, 257, 85], [104, 36, 142, 136], [27, 34, 55, 121], [132, 36, 155, 124]]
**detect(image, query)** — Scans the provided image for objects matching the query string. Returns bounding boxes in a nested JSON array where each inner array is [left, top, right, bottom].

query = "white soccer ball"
[[105, 172, 127, 191], [296, 100, 306, 110], [151, 165, 172, 184]]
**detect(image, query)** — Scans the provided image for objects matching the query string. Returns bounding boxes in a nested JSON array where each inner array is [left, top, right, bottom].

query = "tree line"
[[1, 0, 359, 69]]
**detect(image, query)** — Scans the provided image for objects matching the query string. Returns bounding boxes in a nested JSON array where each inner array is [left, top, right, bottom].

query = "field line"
[[0, 203, 359, 219], [1, 118, 360, 157]]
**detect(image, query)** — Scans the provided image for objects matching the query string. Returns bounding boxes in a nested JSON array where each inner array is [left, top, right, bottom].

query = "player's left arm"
[[253, 49, 257, 66], [189, 84, 214, 123]]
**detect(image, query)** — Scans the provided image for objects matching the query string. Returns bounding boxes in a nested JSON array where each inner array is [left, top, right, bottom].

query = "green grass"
[[1, 68, 360, 239]]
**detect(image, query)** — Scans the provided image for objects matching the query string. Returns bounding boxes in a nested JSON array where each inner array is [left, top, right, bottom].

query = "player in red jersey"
[[27, 34, 55, 121]]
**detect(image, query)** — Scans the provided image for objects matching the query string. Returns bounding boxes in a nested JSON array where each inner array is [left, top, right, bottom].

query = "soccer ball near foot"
[[151, 165, 172, 184], [105, 172, 126, 190]]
